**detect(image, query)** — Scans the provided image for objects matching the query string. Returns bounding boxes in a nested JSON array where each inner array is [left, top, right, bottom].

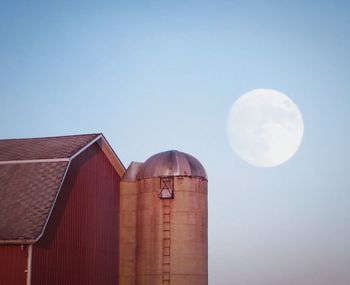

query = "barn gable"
[[0, 134, 125, 244]]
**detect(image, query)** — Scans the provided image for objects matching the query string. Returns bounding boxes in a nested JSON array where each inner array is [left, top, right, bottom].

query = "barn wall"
[[0, 245, 27, 285], [31, 144, 120, 285]]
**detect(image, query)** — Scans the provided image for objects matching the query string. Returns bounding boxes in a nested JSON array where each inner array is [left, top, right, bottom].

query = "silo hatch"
[[159, 177, 174, 199]]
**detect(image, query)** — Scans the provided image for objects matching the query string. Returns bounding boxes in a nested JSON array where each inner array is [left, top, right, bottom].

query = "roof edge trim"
[[32, 133, 125, 244], [70, 134, 103, 160], [0, 158, 69, 165], [0, 239, 36, 245], [34, 160, 71, 243], [68, 133, 125, 177], [97, 135, 126, 177]]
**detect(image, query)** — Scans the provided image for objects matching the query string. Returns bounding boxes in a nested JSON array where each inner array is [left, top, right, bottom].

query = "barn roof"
[[0, 133, 125, 244]]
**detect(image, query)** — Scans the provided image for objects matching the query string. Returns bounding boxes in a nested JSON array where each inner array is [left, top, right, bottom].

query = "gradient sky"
[[1, 1, 350, 284]]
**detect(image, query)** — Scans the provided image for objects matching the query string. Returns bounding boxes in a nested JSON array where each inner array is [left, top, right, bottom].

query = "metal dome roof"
[[138, 150, 207, 180]]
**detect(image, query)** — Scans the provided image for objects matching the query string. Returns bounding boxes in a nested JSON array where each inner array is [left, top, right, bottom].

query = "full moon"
[[227, 89, 304, 167]]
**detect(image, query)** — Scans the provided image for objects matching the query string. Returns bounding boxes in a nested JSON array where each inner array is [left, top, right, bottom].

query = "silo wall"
[[136, 176, 208, 285], [136, 178, 163, 285], [119, 181, 138, 285]]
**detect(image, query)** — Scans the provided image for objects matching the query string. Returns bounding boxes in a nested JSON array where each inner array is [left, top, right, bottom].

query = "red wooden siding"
[[0, 245, 27, 285], [31, 144, 120, 285]]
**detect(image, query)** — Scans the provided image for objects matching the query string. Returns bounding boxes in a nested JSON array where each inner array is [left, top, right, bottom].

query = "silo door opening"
[[159, 177, 174, 199]]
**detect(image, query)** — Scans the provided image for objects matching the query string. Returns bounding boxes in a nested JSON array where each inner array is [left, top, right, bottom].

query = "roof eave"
[[97, 134, 126, 177], [0, 239, 36, 245]]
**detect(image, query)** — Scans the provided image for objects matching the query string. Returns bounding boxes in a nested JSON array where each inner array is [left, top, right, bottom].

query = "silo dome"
[[138, 150, 207, 180]]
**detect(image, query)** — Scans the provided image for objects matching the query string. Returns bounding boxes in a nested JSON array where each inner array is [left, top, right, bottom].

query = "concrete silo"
[[119, 150, 208, 285]]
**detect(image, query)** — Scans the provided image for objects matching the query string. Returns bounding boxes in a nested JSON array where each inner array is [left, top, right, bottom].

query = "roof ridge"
[[0, 133, 101, 142]]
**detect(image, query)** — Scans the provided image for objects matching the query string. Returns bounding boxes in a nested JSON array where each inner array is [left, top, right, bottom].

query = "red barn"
[[0, 134, 125, 285]]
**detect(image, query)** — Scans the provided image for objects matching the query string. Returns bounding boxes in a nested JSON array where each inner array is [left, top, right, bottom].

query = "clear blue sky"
[[1, 1, 350, 284]]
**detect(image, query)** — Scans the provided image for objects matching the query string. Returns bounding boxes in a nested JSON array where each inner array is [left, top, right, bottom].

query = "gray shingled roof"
[[0, 133, 99, 161], [0, 134, 100, 244]]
